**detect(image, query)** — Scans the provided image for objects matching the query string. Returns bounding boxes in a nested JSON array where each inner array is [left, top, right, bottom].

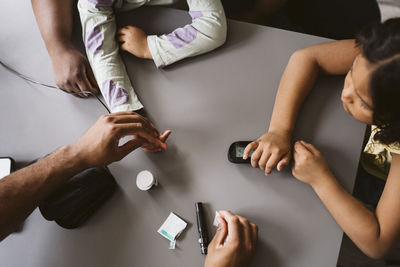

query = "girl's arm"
[[293, 141, 400, 259], [244, 40, 360, 175]]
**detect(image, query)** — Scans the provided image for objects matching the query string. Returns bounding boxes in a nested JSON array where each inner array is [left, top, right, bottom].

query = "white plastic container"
[[136, 170, 158, 191]]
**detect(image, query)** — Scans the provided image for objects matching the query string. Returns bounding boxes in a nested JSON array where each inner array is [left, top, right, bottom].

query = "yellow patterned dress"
[[361, 125, 400, 180]]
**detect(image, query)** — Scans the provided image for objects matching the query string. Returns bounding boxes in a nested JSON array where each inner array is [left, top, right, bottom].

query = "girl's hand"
[[292, 141, 332, 186], [243, 131, 291, 175]]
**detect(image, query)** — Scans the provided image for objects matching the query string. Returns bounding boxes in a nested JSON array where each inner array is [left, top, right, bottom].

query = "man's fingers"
[[63, 83, 83, 98], [85, 64, 99, 93], [76, 77, 94, 96], [277, 151, 291, 171], [159, 130, 172, 143], [107, 114, 158, 136], [237, 215, 252, 245], [212, 215, 228, 247], [117, 138, 144, 157], [243, 142, 258, 160], [115, 124, 166, 149], [73, 83, 88, 98], [142, 147, 162, 153], [110, 114, 150, 126], [218, 210, 242, 243], [136, 137, 162, 153], [82, 68, 99, 94]]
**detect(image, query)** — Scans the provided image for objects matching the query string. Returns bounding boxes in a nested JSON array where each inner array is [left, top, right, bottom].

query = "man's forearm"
[[0, 145, 86, 241], [31, 0, 76, 55]]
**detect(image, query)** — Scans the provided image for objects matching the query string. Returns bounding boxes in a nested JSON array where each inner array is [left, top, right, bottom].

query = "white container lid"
[[136, 170, 156, 191]]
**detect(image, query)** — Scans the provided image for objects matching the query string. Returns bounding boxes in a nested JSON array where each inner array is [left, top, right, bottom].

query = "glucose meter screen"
[[236, 146, 254, 158], [236, 146, 245, 157]]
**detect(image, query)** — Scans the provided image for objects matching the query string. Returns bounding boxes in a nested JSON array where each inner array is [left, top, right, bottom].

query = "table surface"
[[0, 2, 365, 267]]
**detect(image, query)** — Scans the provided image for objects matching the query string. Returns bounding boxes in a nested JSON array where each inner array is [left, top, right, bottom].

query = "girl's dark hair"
[[356, 18, 400, 145]]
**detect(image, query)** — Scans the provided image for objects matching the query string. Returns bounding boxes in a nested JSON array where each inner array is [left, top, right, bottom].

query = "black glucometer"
[[0, 157, 15, 179], [228, 141, 253, 163]]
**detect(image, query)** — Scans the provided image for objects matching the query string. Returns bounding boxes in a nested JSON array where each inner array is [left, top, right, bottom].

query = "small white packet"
[[213, 211, 220, 227], [158, 212, 187, 242]]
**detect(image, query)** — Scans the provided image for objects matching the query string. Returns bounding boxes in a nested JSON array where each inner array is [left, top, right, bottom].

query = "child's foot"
[[118, 26, 152, 59]]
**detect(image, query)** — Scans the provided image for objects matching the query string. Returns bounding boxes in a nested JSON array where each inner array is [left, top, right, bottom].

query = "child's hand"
[[118, 26, 152, 59], [141, 130, 172, 153], [243, 131, 291, 175], [292, 141, 332, 186]]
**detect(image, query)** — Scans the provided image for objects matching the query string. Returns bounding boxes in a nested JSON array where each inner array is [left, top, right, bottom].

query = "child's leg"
[[78, 0, 143, 113], [147, 0, 227, 68]]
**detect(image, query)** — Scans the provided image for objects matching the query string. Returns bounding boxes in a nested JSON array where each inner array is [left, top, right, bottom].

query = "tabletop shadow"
[[144, 143, 192, 193]]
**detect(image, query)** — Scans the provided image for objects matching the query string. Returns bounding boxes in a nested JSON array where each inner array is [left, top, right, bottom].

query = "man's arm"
[[0, 146, 86, 241], [31, 0, 99, 96], [0, 112, 168, 241]]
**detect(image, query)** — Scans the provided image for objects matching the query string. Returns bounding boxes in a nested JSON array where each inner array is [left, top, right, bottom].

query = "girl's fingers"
[[277, 151, 291, 171], [265, 153, 280, 175], [300, 140, 319, 155], [257, 150, 271, 171], [244, 142, 258, 160], [294, 141, 310, 155], [251, 147, 263, 168]]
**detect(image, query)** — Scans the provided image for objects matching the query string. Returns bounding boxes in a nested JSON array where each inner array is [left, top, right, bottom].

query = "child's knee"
[[78, 0, 114, 14], [201, 16, 227, 50]]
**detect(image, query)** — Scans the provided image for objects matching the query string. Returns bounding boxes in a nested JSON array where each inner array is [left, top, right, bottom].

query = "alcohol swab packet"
[[213, 211, 228, 244], [158, 212, 187, 246], [213, 211, 220, 227]]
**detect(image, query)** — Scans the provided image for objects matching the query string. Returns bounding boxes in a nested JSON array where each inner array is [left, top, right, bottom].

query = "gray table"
[[0, 2, 365, 267]]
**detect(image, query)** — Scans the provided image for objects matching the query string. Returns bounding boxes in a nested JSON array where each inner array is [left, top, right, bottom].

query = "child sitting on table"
[[243, 18, 400, 258], [78, 0, 226, 113]]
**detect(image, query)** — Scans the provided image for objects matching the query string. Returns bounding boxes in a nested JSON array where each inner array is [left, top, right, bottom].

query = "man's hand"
[[244, 131, 291, 175], [71, 112, 169, 168], [118, 26, 152, 59], [50, 47, 99, 97], [292, 141, 333, 187], [205, 211, 258, 267], [141, 130, 172, 153]]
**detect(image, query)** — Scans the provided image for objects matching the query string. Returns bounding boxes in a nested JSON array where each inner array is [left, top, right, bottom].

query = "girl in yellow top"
[[244, 18, 400, 259]]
